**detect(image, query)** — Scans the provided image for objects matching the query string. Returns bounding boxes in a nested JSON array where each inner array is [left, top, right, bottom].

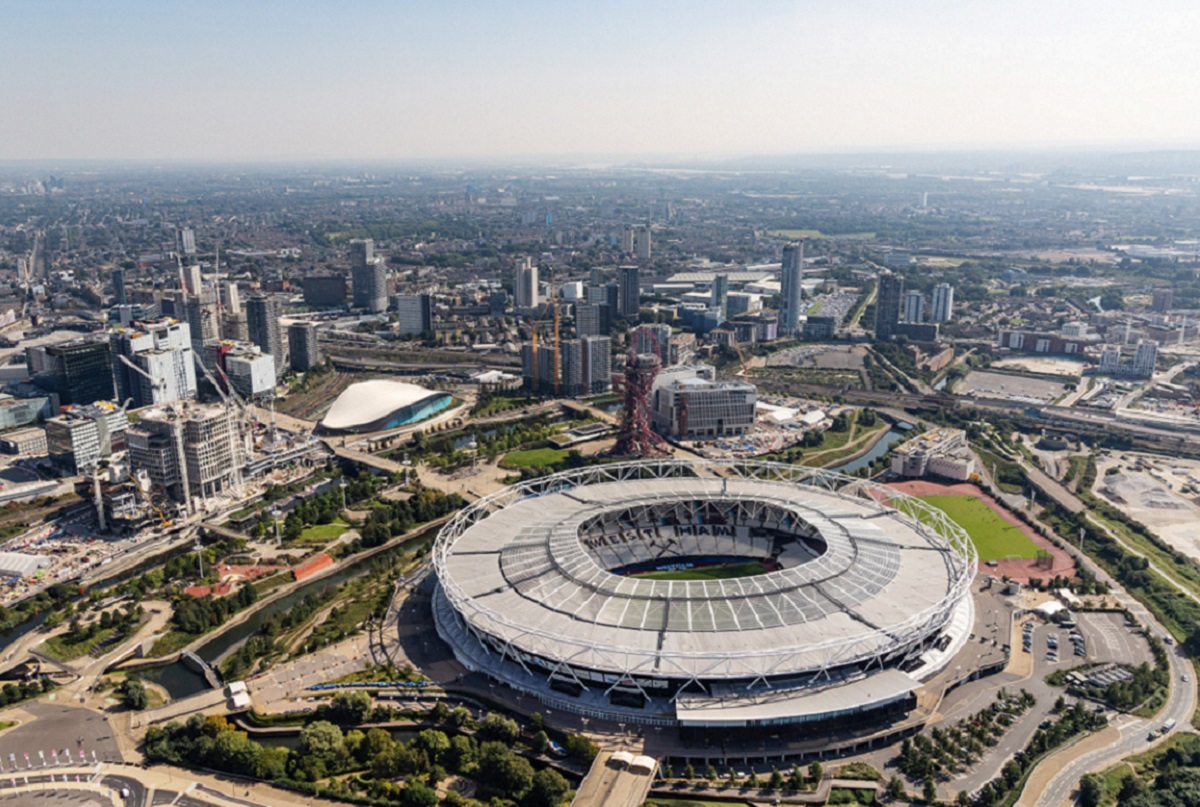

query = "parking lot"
[[1017, 610, 1152, 674], [1021, 619, 1088, 666], [1076, 611, 1154, 667], [955, 370, 1067, 404]]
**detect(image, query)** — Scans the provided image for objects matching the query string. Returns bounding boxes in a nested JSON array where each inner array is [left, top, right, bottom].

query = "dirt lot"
[[276, 370, 357, 420], [1092, 452, 1200, 561], [956, 370, 1068, 403], [766, 343, 867, 370], [990, 357, 1087, 378]]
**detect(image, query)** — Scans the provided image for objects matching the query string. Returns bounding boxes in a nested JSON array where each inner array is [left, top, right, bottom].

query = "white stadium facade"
[[433, 460, 977, 749], [317, 379, 451, 435]]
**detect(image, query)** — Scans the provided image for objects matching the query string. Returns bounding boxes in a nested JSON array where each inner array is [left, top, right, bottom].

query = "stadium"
[[433, 460, 977, 739]]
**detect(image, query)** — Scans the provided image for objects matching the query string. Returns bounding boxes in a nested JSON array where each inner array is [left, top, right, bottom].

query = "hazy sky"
[[3, 0, 1199, 161]]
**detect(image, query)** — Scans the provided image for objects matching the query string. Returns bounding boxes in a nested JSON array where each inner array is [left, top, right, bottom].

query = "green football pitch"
[[917, 495, 1041, 561], [628, 561, 768, 581]]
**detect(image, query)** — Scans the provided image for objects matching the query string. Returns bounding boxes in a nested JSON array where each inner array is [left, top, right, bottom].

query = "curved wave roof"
[[320, 379, 443, 431]]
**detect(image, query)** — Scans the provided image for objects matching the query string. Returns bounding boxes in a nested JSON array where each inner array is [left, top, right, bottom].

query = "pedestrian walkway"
[[248, 635, 372, 713], [134, 689, 228, 727]]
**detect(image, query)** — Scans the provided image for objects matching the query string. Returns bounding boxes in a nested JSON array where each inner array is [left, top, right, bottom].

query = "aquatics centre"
[[317, 379, 451, 434]]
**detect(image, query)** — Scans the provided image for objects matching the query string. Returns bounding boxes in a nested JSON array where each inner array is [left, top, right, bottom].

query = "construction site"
[[86, 345, 325, 534]]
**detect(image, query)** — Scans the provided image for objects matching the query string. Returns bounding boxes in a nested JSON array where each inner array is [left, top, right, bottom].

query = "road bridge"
[[571, 749, 655, 807], [324, 441, 408, 475]]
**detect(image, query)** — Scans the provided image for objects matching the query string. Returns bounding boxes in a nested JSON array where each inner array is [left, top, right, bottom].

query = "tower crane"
[[117, 355, 191, 516], [118, 354, 167, 398]]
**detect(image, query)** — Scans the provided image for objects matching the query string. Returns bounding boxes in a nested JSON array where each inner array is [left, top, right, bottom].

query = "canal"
[[829, 425, 910, 476], [194, 521, 443, 666]]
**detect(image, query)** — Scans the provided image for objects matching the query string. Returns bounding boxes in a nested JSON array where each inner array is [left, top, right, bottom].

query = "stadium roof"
[[320, 379, 444, 432], [675, 668, 918, 726], [435, 463, 975, 681]]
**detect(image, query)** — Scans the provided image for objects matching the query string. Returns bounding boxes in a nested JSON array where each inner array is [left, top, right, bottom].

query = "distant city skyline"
[[3, 0, 1199, 161]]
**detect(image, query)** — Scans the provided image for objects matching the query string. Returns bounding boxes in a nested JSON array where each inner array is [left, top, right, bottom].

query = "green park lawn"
[[296, 519, 352, 544], [502, 447, 569, 468], [631, 561, 768, 581], [917, 495, 1041, 561]]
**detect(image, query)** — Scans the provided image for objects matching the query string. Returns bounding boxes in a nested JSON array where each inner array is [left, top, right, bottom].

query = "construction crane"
[[118, 354, 166, 399], [117, 356, 191, 516], [128, 470, 173, 529]]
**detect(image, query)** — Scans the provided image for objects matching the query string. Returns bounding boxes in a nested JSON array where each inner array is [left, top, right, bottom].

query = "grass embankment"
[[472, 394, 537, 418], [800, 422, 890, 467], [1087, 510, 1200, 601], [41, 626, 125, 661], [502, 447, 570, 468], [917, 495, 1041, 561], [1094, 733, 1200, 807], [630, 562, 768, 581]]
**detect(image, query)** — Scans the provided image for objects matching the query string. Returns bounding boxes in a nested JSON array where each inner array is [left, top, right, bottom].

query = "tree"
[[446, 734, 475, 773], [299, 720, 345, 765], [923, 777, 938, 804], [329, 690, 372, 724], [399, 779, 439, 807], [527, 767, 571, 807], [476, 742, 534, 800], [255, 746, 289, 780], [479, 712, 521, 744], [1078, 773, 1106, 807], [364, 728, 393, 761], [1117, 773, 1146, 802], [888, 777, 906, 799], [414, 729, 450, 765], [119, 676, 149, 711], [808, 760, 823, 783]]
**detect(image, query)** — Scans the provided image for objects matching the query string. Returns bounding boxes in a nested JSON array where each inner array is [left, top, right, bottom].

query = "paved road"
[[1035, 639, 1195, 807], [100, 773, 147, 807], [570, 750, 654, 807], [1015, 459, 1198, 806], [0, 702, 123, 768]]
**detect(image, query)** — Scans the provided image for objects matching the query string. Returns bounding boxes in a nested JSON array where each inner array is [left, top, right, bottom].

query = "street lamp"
[[339, 479, 348, 512]]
